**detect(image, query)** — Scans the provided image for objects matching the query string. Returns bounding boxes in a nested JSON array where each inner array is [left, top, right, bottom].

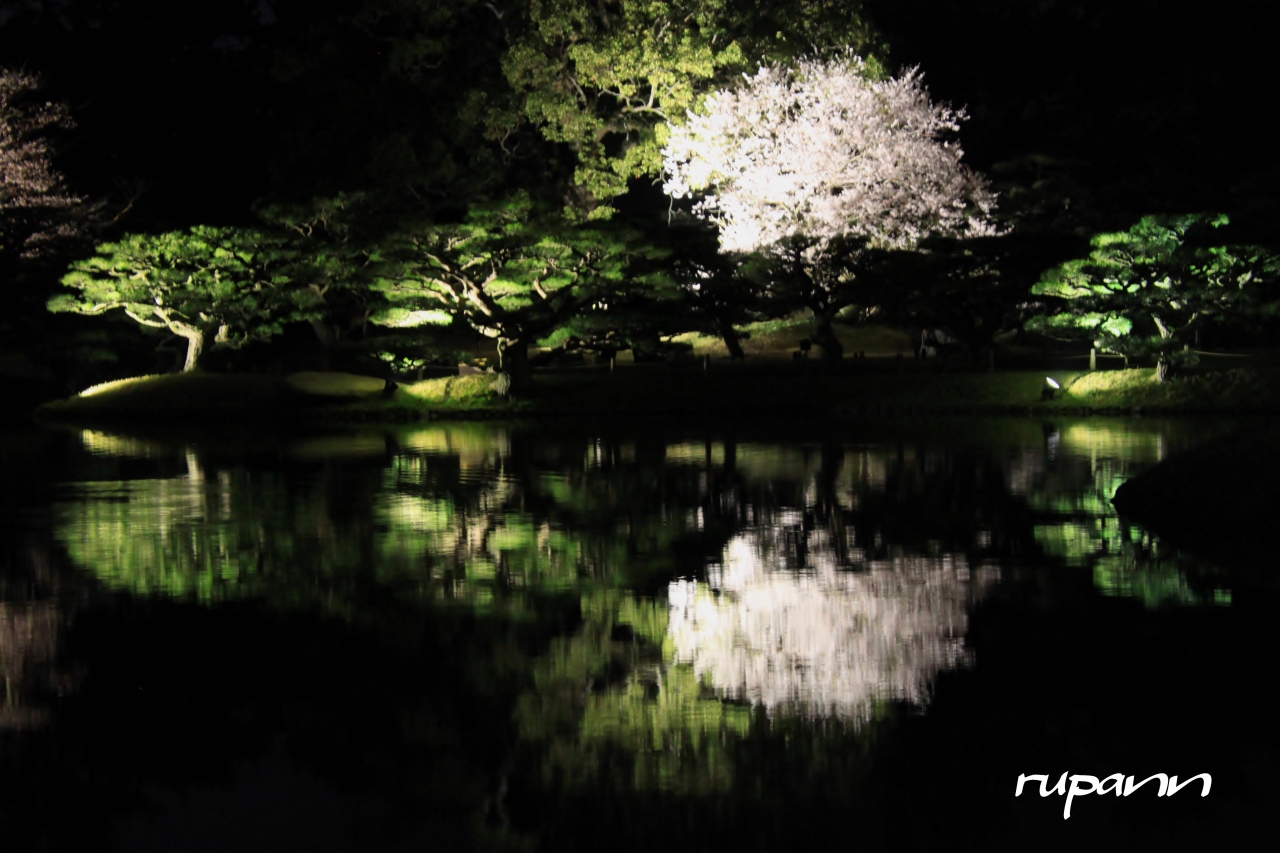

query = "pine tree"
[[51, 227, 320, 372]]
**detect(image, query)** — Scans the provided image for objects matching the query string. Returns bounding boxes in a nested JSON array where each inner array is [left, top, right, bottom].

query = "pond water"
[[2, 417, 1276, 852]]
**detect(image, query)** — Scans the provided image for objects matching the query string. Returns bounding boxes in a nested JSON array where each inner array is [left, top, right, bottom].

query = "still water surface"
[[1, 417, 1276, 851]]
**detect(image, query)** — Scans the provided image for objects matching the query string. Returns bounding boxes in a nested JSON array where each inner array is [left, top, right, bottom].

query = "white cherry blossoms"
[[662, 53, 999, 256]]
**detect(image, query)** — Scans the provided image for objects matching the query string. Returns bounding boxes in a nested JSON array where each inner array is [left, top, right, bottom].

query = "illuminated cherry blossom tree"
[[663, 53, 998, 357]]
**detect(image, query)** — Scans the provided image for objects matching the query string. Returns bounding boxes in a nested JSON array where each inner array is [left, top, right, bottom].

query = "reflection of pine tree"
[[517, 591, 751, 795], [669, 534, 997, 723]]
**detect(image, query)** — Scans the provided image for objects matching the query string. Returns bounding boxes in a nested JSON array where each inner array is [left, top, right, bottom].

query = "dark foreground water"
[[2, 417, 1277, 852]]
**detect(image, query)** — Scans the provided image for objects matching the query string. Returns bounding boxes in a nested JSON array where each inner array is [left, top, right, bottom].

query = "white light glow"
[[663, 53, 998, 257]]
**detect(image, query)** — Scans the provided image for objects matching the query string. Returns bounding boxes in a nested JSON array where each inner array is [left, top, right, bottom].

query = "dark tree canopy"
[[0, 69, 88, 275]]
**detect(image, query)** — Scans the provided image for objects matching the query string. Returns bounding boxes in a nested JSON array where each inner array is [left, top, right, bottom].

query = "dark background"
[[1, 0, 1272, 232]]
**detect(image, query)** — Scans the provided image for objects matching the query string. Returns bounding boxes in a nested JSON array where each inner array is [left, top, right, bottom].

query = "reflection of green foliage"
[[1020, 420, 1237, 608], [518, 590, 749, 793], [370, 435, 707, 612], [1092, 555, 1228, 608], [381, 494, 454, 533], [1024, 459, 1125, 518], [394, 422, 512, 458], [577, 664, 749, 792], [56, 477, 380, 603], [485, 513, 584, 594], [712, 444, 819, 483], [1034, 520, 1113, 567], [1056, 421, 1167, 465], [1034, 520, 1227, 608], [487, 516, 536, 552], [533, 470, 700, 586], [615, 596, 673, 655]]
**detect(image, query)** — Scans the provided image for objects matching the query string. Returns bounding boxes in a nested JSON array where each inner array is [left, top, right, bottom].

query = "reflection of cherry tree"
[[669, 534, 995, 723], [0, 602, 60, 729]]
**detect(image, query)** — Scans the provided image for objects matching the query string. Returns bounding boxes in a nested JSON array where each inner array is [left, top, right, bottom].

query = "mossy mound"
[[39, 373, 296, 418], [1053, 365, 1280, 412], [33, 370, 523, 425], [35, 372, 400, 424], [402, 373, 510, 407]]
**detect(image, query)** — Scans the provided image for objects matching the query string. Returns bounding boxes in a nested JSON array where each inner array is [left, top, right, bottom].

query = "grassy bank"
[[33, 371, 529, 424], [528, 361, 1280, 416], [31, 358, 1280, 425], [1044, 365, 1280, 412]]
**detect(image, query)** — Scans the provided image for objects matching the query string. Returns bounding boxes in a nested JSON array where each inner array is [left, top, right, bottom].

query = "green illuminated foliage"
[[254, 195, 391, 355], [373, 196, 666, 392], [1031, 214, 1279, 380], [50, 227, 327, 372], [369, 0, 881, 216], [502, 0, 750, 215]]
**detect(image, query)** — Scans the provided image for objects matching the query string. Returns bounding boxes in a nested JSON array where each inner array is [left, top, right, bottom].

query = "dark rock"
[[1112, 423, 1280, 574]]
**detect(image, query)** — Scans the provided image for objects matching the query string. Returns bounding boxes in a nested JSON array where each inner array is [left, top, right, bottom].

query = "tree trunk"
[[310, 319, 337, 348], [1152, 316, 1174, 383], [173, 326, 207, 373], [497, 337, 533, 396], [717, 318, 746, 360], [811, 308, 844, 360], [310, 319, 337, 370]]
